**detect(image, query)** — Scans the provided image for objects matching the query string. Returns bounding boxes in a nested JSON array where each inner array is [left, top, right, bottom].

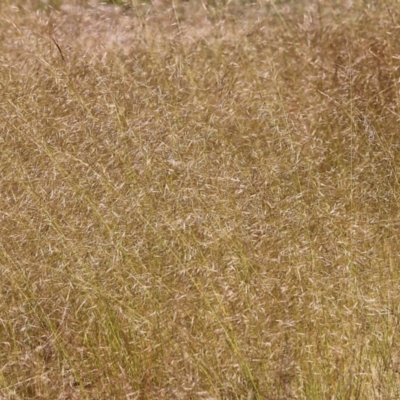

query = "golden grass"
[[1, 0, 400, 398]]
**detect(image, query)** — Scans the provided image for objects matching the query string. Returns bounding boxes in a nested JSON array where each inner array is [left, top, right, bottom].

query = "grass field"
[[1, 0, 400, 398]]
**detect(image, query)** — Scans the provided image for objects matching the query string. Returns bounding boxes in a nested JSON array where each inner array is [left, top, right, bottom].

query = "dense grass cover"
[[1, 0, 400, 398]]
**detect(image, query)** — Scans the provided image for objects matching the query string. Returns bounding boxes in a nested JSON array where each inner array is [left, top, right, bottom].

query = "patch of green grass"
[[102, 0, 126, 5]]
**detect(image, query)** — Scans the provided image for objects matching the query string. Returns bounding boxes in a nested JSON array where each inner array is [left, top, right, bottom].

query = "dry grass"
[[1, 0, 400, 398]]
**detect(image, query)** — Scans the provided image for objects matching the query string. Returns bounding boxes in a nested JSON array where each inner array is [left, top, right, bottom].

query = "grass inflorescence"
[[1, 0, 400, 398]]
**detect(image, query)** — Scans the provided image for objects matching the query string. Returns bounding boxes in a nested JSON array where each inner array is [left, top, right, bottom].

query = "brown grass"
[[1, 0, 400, 398]]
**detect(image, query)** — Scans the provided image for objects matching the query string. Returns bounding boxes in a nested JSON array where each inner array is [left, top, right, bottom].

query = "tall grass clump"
[[1, 0, 400, 398]]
